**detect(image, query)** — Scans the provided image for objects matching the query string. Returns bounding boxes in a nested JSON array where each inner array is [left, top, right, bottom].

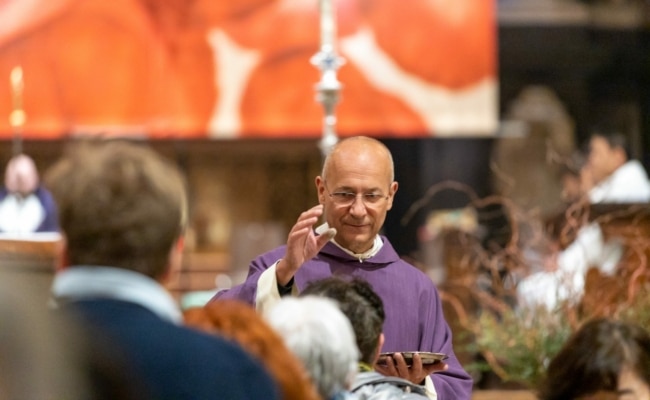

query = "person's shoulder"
[[614, 160, 650, 184], [171, 325, 281, 397], [352, 371, 428, 399], [34, 185, 55, 198], [64, 302, 279, 399]]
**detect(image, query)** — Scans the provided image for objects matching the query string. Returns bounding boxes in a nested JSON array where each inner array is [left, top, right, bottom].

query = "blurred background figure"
[[586, 126, 650, 203], [184, 299, 322, 400], [539, 318, 650, 400], [265, 296, 359, 400], [517, 124, 650, 310], [0, 153, 58, 234]]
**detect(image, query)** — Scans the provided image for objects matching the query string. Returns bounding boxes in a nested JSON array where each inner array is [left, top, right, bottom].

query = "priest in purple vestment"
[[212, 136, 473, 400]]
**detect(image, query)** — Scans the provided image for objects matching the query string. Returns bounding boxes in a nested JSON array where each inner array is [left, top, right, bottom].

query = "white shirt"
[[0, 193, 45, 233], [589, 160, 650, 203], [519, 160, 649, 310]]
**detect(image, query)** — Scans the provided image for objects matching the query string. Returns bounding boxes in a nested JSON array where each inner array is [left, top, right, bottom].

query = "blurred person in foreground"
[[539, 318, 650, 400], [301, 276, 432, 399], [518, 126, 650, 310], [0, 153, 59, 233], [47, 140, 279, 400], [184, 299, 321, 400], [0, 271, 92, 400], [265, 295, 359, 400], [213, 136, 472, 399]]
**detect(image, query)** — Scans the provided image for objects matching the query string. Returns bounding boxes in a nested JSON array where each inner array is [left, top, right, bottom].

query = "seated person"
[[587, 127, 650, 203], [301, 276, 434, 399], [264, 296, 359, 400], [518, 126, 650, 310], [0, 153, 58, 233], [48, 140, 279, 400], [539, 318, 650, 400], [183, 299, 321, 400]]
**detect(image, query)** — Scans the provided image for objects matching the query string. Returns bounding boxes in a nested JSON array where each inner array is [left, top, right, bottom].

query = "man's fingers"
[[375, 356, 397, 376], [315, 227, 336, 246], [410, 353, 424, 378], [289, 216, 319, 234], [392, 353, 411, 378]]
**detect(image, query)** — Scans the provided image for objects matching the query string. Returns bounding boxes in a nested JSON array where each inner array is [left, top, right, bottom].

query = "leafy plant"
[[467, 304, 575, 387]]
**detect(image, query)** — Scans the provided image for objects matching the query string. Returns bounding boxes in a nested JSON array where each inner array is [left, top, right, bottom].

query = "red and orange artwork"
[[0, 0, 496, 139]]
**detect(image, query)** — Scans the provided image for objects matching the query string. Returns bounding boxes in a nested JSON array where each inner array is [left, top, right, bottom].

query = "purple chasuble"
[[213, 236, 473, 400]]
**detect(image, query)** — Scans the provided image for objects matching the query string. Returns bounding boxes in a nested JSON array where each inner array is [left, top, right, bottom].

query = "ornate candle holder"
[[311, 50, 344, 157], [312, 0, 344, 158]]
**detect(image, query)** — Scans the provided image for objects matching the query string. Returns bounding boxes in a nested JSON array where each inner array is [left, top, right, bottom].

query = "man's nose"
[[348, 195, 367, 217]]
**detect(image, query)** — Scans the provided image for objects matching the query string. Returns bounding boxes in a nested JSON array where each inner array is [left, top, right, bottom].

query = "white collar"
[[51, 266, 182, 324], [315, 223, 383, 262]]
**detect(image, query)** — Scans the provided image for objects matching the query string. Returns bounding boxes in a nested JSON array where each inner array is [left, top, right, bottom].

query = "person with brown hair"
[[184, 299, 322, 400], [47, 139, 279, 400], [539, 318, 650, 400]]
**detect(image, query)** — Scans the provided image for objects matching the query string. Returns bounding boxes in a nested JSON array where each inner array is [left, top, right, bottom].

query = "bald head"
[[322, 137, 394, 184], [316, 136, 398, 253], [4, 154, 39, 196]]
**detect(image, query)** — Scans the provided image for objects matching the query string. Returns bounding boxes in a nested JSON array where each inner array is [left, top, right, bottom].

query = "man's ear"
[[386, 181, 398, 211], [372, 333, 386, 365], [55, 235, 69, 273], [613, 147, 628, 167], [315, 176, 326, 204]]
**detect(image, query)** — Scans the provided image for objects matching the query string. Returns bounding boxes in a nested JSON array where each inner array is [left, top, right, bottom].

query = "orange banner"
[[0, 0, 496, 139]]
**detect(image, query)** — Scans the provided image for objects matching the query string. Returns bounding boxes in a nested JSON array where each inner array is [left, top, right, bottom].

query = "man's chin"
[[338, 233, 374, 254]]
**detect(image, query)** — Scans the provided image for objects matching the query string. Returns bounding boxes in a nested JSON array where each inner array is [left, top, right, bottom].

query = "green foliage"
[[466, 291, 650, 389], [468, 304, 574, 388]]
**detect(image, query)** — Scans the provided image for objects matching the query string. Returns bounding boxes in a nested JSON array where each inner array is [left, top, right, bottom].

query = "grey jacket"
[[351, 371, 429, 400]]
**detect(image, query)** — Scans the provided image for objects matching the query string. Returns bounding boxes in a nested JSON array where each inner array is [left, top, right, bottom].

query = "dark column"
[[382, 138, 495, 258]]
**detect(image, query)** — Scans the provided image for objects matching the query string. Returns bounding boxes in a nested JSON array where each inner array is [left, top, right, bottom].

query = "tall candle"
[[320, 0, 336, 51], [9, 66, 25, 128], [10, 66, 23, 96]]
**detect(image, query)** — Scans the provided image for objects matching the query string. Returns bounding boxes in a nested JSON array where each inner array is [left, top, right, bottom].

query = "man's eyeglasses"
[[324, 182, 389, 207]]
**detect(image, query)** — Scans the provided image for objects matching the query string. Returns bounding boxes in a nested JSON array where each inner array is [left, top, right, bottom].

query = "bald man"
[[213, 136, 472, 400], [0, 154, 58, 233]]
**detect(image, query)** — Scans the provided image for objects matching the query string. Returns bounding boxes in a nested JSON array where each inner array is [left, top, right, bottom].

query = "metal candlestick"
[[312, 0, 344, 158]]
